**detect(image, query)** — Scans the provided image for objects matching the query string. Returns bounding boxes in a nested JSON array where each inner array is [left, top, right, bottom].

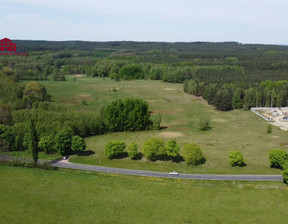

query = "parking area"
[[251, 107, 288, 131]]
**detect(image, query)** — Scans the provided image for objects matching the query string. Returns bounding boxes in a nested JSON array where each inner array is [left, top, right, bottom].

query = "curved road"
[[51, 159, 283, 181], [0, 155, 283, 181]]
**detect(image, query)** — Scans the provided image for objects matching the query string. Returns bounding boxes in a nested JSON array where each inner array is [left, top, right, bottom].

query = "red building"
[[0, 38, 16, 52]]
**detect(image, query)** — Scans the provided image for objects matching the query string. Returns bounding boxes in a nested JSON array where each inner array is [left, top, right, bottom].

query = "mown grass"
[[1, 165, 288, 224], [41, 76, 288, 174]]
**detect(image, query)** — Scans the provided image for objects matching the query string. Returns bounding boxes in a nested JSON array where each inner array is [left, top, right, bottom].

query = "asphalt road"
[[0, 155, 283, 181], [51, 160, 283, 181]]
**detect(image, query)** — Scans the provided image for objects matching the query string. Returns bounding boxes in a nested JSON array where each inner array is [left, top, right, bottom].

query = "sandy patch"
[[74, 74, 86, 78], [77, 94, 94, 101], [164, 88, 176, 91], [272, 136, 279, 139], [159, 131, 184, 138]]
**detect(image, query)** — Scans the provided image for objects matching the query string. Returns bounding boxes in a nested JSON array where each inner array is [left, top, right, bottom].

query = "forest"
[[1, 41, 288, 153]]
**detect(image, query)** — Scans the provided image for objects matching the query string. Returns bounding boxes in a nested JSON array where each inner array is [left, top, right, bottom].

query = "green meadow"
[[1, 165, 287, 224], [39, 76, 288, 174]]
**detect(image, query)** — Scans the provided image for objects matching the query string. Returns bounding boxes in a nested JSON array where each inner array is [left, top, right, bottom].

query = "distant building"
[[0, 38, 16, 52]]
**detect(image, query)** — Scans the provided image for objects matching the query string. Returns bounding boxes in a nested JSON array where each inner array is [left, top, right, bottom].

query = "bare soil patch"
[[159, 131, 184, 138], [164, 88, 176, 91], [74, 74, 86, 78], [77, 94, 94, 101]]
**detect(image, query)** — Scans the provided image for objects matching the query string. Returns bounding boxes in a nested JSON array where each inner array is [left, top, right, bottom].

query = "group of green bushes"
[[228, 149, 288, 183], [104, 140, 246, 167], [105, 138, 206, 166], [269, 149, 288, 183], [38, 128, 86, 156], [0, 124, 86, 156]]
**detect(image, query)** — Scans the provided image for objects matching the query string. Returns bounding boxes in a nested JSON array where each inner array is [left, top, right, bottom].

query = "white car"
[[169, 171, 179, 175], [63, 155, 69, 160]]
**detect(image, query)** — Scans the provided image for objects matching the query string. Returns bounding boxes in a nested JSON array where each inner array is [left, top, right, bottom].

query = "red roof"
[[1, 38, 12, 43]]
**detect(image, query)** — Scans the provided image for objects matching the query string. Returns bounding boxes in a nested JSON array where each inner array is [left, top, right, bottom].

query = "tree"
[[38, 136, 55, 154], [104, 141, 126, 159], [214, 85, 234, 111], [0, 104, 13, 125], [0, 124, 11, 151], [283, 162, 288, 184], [119, 64, 144, 80], [28, 119, 39, 164], [127, 142, 140, 160], [55, 128, 73, 155], [103, 98, 151, 132], [142, 138, 166, 161], [228, 151, 246, 167], [182, 143, 205, 165], [165, 140, 180, 159], [269, 149, 288, 169], [71, 135, 86, 152], [22, 81, 51, 108], [149, 65, 165, 80]]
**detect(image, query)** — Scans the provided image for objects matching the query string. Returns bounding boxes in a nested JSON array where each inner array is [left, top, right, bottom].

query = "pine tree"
[[29, 119, 39, 164]]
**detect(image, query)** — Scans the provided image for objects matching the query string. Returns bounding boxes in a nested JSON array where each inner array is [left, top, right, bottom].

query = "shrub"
[[267, 124, 272, 134], [228, 151, 246, 167], [198, 119, 212, 131], [127, 142, 141, 160], [269, 149, 288, 169], [165, 140, 180, 160], [151, 114, 162, 130], [182, 143, 205, 165], [38, 136, 55, 154], [105, 141, 126, 159], [283, 162, 288, 184], [71, 135, 86, 152], [55, 128, 73, 156], [143, 138, 166, 161], [119, 64, 144, 80]]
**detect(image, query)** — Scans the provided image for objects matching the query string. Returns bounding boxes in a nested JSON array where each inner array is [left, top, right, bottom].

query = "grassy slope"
[[41, 76, 288, 174], [1, 165, 288, 224]]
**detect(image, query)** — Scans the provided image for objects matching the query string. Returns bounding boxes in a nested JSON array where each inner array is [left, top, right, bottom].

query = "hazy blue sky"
[[1, 0, 287, 44]]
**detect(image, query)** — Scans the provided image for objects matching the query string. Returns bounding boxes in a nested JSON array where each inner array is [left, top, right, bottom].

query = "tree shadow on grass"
[[172, 155, 184, 163], [131, 152, 143, 160], [160, 126, 168, 130], [77, 150, 95, 157]]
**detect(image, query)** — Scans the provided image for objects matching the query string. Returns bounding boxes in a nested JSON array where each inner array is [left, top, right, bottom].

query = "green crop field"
[[0, 165, 287, 224], [38, 76, 288, 174]]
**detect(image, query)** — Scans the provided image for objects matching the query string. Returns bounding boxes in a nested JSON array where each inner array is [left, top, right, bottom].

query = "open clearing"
[[40, 77, 288, 174], [0, 166, 287, 224], [159, 131, 185, 138]]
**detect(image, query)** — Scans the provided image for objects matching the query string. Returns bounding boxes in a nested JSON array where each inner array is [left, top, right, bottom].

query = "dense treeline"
[[2, 41, 288, 84], [184, 79, 288, 111], [0, 69, 154, 152], [2, 41, 288, 113]]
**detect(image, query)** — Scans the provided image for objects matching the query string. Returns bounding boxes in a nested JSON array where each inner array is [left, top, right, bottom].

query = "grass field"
[[39, 76, 288, 174], [1, 165, 288, 224]]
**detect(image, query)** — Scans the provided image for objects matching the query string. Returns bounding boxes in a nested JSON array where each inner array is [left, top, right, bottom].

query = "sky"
[[1, 0, 288, 44]]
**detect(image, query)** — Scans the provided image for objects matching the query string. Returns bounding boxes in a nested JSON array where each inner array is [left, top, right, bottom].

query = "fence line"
[[250, 108, 275, 122]]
